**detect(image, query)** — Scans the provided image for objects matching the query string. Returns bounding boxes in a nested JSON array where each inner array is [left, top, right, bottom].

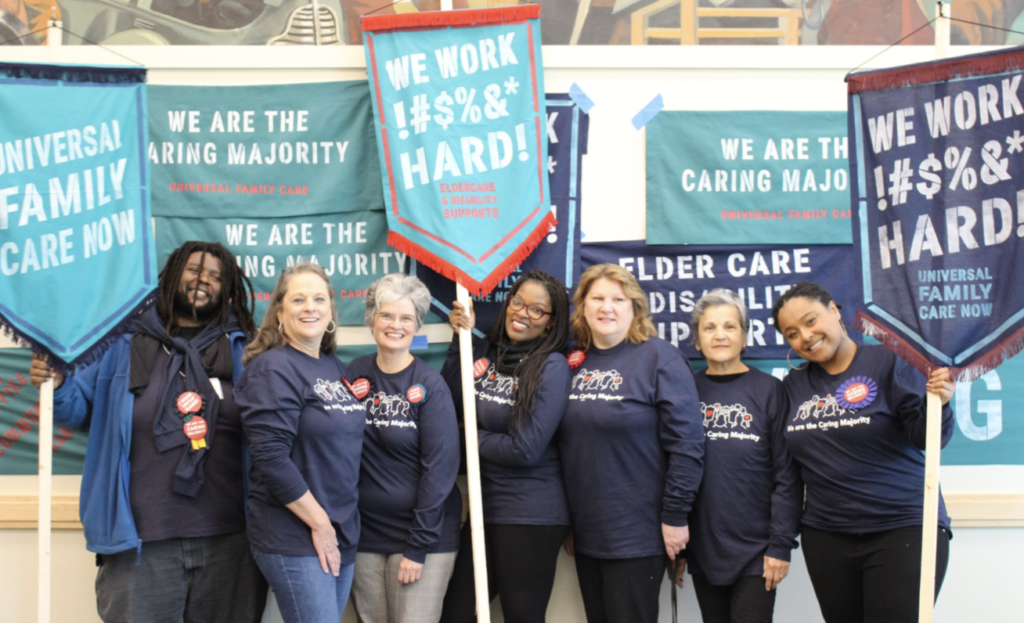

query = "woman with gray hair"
[[347, 273, 462, 623], [685, 288, 802, 623]]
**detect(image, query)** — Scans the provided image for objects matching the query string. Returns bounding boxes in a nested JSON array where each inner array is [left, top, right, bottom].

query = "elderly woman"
[[559, 263, 704, 623], [772, 281, 955, 623], [439, 269, 572, 623], [346, 274, 462, 623], [687, 289, 801, 623], [236, 262, 364, 623]]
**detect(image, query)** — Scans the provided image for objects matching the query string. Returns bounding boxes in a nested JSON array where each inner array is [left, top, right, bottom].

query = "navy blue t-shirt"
[[689, 368, 801, 585], [348, 355, 461, 563], [782, 345, 953, 533], [129, 334, 246, 542], [559, 337, 704, 559], [236, 345, 364, 562], [442, 335, 571, 526]]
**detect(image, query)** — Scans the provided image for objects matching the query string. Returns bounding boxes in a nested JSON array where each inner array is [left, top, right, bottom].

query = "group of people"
[[28, 240, 956, 623]]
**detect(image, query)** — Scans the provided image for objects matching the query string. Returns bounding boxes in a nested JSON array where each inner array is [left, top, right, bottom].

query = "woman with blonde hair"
[[236, 262, 365, 623], [559, 263, 704, 623]]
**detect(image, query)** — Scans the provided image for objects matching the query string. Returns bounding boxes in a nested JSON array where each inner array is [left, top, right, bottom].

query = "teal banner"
[[148, 82, 382, 218], [0, 63, 156, 366], [0, 348, 87, 475], [361, 6, 553, 296], [155, 210, 402, 325], [646, 111, 852, 245]]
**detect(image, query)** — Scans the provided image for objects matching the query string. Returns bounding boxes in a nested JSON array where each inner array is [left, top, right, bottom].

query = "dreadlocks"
[[157, 241, 257, 339], [487, 269, 571, 433]]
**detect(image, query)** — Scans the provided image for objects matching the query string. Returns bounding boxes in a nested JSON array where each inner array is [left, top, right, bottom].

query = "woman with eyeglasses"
[[346, 274, 462, 623], [438, 269, 572, 623]]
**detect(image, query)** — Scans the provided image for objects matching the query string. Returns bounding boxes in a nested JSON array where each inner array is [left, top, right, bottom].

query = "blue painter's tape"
[[568, 83, 595, 114], [411, 334, 429, 351], [631, 94, 664, 130]]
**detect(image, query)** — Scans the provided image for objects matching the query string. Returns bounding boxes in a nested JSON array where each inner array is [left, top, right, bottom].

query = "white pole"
[[919, 6, 949, 623], [37, 18, 62, 623], [935, 1, 950, 61], [38, 378, 53, 623], [918, 391, 942, 623], [457, 283, 491, 623], [46, 14, 61, 60]]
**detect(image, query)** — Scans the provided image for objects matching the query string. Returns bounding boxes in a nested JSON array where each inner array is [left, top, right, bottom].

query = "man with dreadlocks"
[[29, 241, 268, 623]]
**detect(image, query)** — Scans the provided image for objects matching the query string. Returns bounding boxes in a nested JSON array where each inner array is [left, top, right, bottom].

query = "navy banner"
[[849, 49, 1024, 380], [580, 241, 860, 359], [417, 95, 589, 333]]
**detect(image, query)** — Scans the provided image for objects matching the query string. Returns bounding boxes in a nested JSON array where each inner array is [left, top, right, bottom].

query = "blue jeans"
[[252, 546, 355, 623]]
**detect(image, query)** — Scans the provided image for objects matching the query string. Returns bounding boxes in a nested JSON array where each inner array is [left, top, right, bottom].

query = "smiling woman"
[[560, 262, 704, 623], [771, 281, 957, 623], [236, 262, 363, 623], [346, 274, 462, 623], [439, 269, 572, 623], [687, 289, 801, 623]]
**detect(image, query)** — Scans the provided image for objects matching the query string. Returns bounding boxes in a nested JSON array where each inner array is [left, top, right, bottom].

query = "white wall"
[[1, 43, 1022, 622]]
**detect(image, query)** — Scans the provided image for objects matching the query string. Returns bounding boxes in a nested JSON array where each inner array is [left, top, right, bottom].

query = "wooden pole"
[[457, 283, 491, 623], [919, 6, 949, 623], [38, 378, 53, 623]]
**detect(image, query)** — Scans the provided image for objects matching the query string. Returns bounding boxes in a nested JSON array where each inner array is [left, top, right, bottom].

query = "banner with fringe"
[[848, 48, 1024, 382], [0, 62, 156, 368], [361, 5, 552, 297], [416, 94, 588, 330]]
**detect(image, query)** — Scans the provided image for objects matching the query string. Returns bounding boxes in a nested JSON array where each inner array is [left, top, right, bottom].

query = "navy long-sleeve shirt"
[[559, 337, 704, 559], [782, 345, 954, 533], [348, 355, 462, 563], [236, 345, 365, 562], [689, 368, 801, 585], [441, 335, 572, 525]]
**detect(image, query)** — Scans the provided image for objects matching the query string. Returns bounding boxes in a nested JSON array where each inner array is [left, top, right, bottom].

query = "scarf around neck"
[[129, 305, 241, 497]]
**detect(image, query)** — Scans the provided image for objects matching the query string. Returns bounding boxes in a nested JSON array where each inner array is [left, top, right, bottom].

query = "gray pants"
[[95, 531, 267, 623], [351, 551, 458, 623]]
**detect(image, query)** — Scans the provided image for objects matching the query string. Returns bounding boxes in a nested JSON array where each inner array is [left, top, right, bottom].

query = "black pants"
[[574, 552, 666, 623], [801, 525, 951, 623], [440, 523, 569, 623], [691, 574, 776, 623]]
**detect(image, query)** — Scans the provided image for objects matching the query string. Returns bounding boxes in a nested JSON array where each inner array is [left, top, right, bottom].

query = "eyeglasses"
[[508, 296, 552, 321], [376, 312, 417, 327]]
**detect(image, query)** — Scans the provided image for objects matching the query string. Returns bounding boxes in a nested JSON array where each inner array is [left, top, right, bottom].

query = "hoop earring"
[[326, 320, 336, 334], [787, 348, 807, 370]]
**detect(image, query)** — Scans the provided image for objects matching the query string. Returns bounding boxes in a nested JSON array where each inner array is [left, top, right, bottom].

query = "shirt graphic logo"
[[701, 402, 752, 429], [478, 364, 518, 396], [569, 368, 625, 402], [571, 368, 623, 392], [369, 392, 410, 419], [366, 391, 418, 429], [795, 394, 846, 421], [314, 378, 354, 403]]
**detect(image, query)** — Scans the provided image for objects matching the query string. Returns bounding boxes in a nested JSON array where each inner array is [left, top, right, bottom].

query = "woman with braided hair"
[[439, 269, 572, 623]]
